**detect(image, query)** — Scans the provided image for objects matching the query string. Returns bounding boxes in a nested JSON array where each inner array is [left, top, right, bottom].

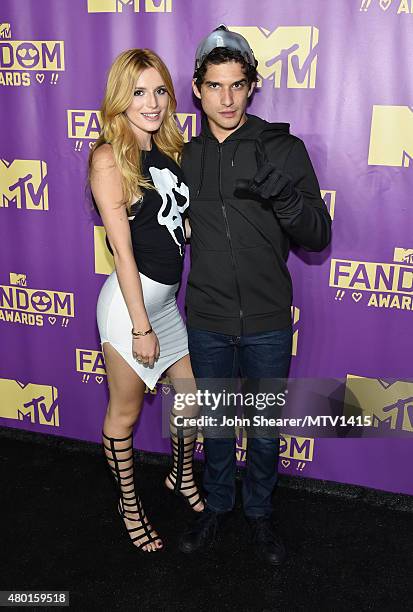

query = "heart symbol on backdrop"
[[48, 316, 56, 325], [95, 376, 104, 384], [36, 74, 45, 84], [379, 0, 393, 10], [162, 385, 171, 395], [88, 141, 95, 149], [352, 292, 363, 303], [281, 459, 291, 468]]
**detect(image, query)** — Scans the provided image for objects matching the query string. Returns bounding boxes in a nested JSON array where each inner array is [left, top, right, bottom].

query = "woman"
[[89, 49, 203, 553]]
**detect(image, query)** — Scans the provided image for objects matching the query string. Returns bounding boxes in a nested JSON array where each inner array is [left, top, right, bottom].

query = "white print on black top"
[[149, 166, 189, 256]]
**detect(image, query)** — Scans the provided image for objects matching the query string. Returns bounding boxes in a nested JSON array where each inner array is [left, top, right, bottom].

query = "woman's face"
[[124, 66, 169, 141]]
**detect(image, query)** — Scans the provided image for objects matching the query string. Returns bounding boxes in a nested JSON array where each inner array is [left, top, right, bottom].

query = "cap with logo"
[[194, 24, 257, 72]]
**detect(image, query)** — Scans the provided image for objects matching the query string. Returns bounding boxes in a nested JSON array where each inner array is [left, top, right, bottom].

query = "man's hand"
[[235, 162, 294, 203]]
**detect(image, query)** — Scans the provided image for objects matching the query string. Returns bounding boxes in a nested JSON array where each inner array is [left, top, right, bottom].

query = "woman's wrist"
[[131, 326, 153, 338]]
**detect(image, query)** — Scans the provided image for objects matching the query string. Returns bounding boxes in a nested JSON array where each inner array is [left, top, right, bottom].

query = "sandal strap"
[[168, 418, 204, 510], [103, 430, 157, 545]]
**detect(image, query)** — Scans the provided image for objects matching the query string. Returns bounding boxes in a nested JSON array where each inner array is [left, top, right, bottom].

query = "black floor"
[[0, 426, 412, 611]]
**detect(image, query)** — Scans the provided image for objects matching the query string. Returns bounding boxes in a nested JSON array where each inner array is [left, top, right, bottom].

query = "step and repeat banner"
[[1, 0, 412, 495]]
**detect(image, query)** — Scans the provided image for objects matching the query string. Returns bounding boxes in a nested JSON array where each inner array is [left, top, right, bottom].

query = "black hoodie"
[[182, 113, 331, 336]]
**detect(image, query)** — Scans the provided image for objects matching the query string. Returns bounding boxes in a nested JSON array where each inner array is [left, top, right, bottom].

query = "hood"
[[200, 113, 290, 142]]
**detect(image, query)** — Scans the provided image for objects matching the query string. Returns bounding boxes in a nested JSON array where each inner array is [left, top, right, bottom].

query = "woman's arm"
[[184, 217, 191, 241], [91, 145, 159, 365]]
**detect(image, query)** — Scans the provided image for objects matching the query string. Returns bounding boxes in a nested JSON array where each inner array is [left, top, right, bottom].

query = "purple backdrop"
[[1, 0, 412, 495]]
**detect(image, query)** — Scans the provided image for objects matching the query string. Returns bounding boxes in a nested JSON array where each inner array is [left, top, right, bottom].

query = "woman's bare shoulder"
[[91, 143, 116, 170]]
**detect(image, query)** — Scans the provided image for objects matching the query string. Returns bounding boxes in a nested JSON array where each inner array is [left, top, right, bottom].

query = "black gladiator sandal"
[[102, 430, 163, 552], [165, 411, 204, 512]]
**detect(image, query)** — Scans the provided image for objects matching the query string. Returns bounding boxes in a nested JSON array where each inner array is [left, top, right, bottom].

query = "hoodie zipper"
[[218, 143, 244, 334]]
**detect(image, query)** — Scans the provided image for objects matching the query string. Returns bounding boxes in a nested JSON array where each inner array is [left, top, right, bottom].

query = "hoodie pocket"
[[234, 244, 292, 316]]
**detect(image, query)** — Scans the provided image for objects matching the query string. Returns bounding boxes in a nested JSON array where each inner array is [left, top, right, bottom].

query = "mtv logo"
[[174, 113, 197, 143], [291, 306, 300, 356], [9, 273, 27, 286], [0, 23, 11, 38], [0, 159, 49, 210], [368, 106, 413, 167], [393, 248, 413, 265], [229, 26, 319, 88], [94, 225, 114, 275], [0, 379, 59, 427], [87, 0, 172, 12], [345, 375, 413, 432]]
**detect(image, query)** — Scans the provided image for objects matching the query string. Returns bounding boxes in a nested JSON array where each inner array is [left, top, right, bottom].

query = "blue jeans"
[[188, 326, 292, 518]]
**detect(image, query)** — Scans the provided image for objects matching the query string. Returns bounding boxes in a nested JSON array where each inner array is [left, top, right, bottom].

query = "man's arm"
[[236, 138, 332, 252], [274, 139, 331, 252]]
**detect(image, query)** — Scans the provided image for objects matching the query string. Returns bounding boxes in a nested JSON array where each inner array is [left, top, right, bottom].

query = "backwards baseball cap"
[[194, 24, 257, 71]]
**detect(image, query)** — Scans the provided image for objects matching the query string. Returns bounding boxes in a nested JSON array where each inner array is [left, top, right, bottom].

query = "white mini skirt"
[[96, 271, 188, 390]]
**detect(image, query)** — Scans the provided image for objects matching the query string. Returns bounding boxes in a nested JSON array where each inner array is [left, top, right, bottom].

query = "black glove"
[[235, 161, 295, 202]]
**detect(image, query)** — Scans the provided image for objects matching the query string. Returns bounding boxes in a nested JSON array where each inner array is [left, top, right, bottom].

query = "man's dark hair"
[[193, 47, 259, 91]]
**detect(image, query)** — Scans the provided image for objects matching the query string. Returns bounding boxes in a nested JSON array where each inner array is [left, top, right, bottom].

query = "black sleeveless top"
[[105, 143, 189, 285]]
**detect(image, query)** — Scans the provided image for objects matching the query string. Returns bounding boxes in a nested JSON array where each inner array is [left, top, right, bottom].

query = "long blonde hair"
[[88, 48, 183, 211]]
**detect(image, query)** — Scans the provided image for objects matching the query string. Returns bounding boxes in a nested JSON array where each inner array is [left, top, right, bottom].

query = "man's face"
[[193, 60, 254, 141]]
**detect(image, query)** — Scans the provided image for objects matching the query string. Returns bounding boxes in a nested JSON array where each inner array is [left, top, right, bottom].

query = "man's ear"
[[247, 81, 256, 98], [192, 79, 201, 100]]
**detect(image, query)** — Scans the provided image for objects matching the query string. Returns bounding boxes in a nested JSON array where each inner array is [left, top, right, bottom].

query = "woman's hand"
[[132, 332, 160, 368]]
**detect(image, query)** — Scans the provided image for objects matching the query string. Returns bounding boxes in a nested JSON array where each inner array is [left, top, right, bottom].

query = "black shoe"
[[248, 517, 286, 566], [178, 508, 220, 554]]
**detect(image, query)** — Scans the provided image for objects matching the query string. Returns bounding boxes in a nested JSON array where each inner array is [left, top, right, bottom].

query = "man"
[[179, 26, 331, 565]]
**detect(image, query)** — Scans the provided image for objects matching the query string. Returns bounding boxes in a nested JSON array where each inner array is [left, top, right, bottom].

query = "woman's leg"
[[165, 355, 204, 512], [102, 342, 163, 552]]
